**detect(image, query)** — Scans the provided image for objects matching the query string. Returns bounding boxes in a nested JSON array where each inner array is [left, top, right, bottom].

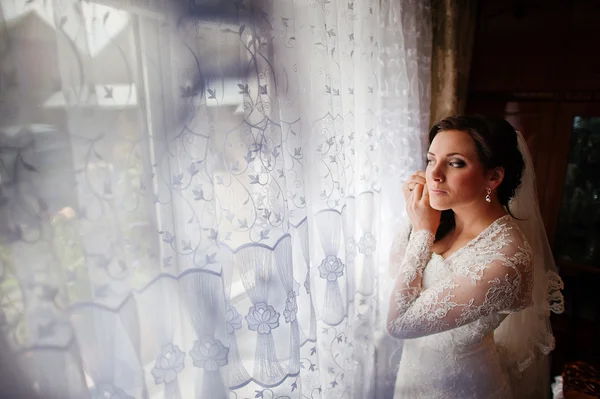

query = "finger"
[[415, 170, 426, 178], [422, 183, 429, 201], [402, 181, 412, 196], [413, 183, 423, 199], [409, 175, 426, 185], [407, 178, 426, 192]]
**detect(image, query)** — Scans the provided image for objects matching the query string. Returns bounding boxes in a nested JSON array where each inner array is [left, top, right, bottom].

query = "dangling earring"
[[485, 187, 492, 203]]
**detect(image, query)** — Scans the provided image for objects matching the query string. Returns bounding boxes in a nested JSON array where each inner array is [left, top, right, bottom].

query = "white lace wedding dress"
[[388, 215, 534, 398]]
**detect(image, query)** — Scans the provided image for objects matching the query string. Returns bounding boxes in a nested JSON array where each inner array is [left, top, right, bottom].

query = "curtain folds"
[[430, 0, 478, 124], [0, 0, 431, 397]]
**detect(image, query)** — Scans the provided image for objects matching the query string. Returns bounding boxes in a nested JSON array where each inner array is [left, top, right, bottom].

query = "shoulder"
[[478, 215, 532, 261], [480, 216, 535, 310], [495, 216, 533, 262], [450, 215, 533, 283]]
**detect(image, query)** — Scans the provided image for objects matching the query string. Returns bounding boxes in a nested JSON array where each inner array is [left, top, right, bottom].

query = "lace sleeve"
[[387, 238, 532, 340], [388, 221, 413, 278]]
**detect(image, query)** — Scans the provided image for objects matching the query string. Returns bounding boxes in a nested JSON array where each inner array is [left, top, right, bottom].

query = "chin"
[[429, 199, 452, 211]]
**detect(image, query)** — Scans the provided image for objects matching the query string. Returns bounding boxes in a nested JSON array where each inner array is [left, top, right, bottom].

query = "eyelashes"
[[426, 159, 466, 168]]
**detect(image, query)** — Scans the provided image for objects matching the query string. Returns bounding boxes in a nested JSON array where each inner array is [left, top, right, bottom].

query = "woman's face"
[[425, 129, 489, 211]]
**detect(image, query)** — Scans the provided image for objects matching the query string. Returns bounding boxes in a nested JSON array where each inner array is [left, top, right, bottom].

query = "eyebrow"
[[427, 152, 465, 157]]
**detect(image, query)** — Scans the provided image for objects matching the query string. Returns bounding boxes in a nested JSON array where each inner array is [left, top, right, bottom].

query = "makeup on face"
[[425, 130, 488, 211]]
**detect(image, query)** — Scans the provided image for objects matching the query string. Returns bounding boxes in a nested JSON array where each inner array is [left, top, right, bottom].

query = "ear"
[[487, 167, 504, 191]]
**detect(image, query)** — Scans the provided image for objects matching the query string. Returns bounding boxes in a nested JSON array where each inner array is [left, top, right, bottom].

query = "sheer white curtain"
[[0, 0, 430, 398]]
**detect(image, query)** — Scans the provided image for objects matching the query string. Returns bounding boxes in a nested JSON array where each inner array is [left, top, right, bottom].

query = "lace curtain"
[[0, 0, 430, 398]]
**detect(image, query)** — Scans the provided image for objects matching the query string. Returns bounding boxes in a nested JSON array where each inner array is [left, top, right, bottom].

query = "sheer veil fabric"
[[494, 130, 565, 398]]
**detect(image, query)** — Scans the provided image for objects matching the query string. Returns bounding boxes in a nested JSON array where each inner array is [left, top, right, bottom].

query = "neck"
[[451, 200, 508, 238]]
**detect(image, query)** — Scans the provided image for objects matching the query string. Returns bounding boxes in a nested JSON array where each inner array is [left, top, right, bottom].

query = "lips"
[[429, 188, 447, 194]]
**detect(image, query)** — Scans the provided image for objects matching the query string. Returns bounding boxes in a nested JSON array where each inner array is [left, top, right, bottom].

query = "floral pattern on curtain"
[[0, 0, 431, 398]]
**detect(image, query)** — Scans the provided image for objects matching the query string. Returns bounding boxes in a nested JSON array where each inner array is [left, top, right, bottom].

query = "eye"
[[426, 158, 435, 165], [449, 160, 465, 168]]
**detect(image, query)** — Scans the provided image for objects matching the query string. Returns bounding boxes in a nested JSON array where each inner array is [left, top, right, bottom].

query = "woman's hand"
[[405, 182, 441, 234], [402, 171, 426, 202]]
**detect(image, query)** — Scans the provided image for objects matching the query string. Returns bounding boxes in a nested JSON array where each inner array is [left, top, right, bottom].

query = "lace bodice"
[[389, 215, 535, 398], [387, 215, 533, 340]]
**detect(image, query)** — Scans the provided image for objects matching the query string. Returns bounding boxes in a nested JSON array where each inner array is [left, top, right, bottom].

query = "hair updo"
[[428, 115, 525, 240]]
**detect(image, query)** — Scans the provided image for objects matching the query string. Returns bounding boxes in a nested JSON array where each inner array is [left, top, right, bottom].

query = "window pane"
[[554, 116, 600, 264]]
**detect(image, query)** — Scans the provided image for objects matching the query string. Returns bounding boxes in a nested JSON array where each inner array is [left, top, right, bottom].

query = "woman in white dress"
[[387, 116, 564, 398]]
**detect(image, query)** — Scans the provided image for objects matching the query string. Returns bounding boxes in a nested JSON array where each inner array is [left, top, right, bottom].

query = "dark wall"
[[467, 0, 600, 245], [466, 0, 600, 375], [470, 0, 600, 93]]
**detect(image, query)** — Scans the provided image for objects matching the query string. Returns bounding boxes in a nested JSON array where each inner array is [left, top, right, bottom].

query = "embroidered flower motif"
[[190, 338, 229, 371], [245, 302, 280, 334], [304, 271, 311, 294], [151, 343, 185, 384], [225, 305, 243, 334], [318, 255, 344, 281], [283, 291, 298, 323], [91, 384, 133, 399], [357, 233, 376, 256]]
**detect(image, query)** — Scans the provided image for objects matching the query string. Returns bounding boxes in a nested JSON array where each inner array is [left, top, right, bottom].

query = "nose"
[[429, 163, 445, 183]]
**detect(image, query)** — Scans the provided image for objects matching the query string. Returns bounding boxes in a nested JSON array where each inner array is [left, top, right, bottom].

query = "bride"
[[387, 115, 564, 398]]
